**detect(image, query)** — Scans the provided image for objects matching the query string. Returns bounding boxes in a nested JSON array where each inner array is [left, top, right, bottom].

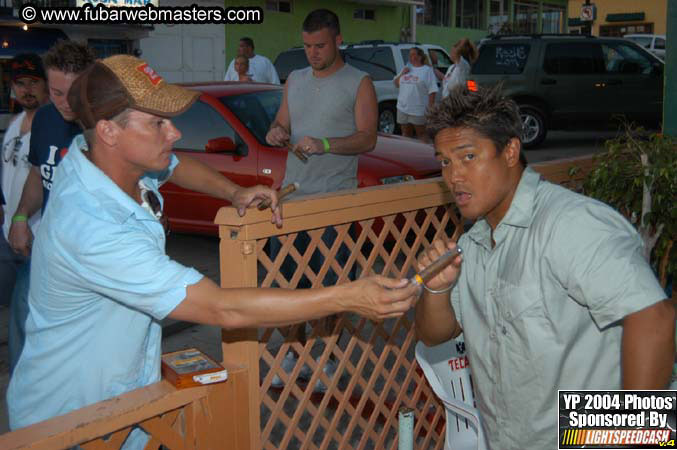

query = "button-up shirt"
[[451, 167, 666, 450], [8, 135, 203, 432]]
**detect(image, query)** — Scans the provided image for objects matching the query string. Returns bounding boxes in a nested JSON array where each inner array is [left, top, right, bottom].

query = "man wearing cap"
[[0, 53, 49, 373], [7, 55, 418, 444], [8, 40, 95, 257]]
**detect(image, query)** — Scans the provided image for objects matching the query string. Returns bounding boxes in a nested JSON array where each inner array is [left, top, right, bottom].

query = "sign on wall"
[[580, 4, 597, 22]]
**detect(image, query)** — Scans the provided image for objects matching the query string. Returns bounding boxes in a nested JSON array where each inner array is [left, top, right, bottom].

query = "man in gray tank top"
[[265, 8, 378, 196], [265, 9, 379, 392]]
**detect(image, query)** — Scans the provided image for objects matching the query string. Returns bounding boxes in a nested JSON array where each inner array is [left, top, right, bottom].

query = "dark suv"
[[469, 35, 664, 148]]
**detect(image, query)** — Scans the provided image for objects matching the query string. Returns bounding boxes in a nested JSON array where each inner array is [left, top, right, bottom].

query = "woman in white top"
[[393, 47, 438, 141], [441, 38, 478, 99]]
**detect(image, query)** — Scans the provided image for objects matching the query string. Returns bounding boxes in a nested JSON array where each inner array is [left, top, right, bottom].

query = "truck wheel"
[[378, 103, 398, 134], [520, 105, 547, 149]]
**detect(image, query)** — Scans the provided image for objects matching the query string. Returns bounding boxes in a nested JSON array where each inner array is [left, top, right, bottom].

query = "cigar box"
[[161, 348, 228, 389]]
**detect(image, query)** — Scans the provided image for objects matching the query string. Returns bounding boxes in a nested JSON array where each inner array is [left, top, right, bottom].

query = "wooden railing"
[[0, 364, 250, 449], [0, 156, 597, 449]]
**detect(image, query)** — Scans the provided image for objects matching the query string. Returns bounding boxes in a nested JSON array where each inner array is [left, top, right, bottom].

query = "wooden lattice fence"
[[0, 155, 597, 449], [217, 156, 597, 450]]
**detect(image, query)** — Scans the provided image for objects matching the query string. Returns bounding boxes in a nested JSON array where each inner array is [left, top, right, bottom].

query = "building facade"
[[567, 0, 667, 36], [224, 0, 568, 71]]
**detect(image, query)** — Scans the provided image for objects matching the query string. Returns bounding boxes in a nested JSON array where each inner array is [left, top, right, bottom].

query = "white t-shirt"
[[1, 112, 40, 239], [395, 65, 438, 116], [442, 56, 471, 99], [224, 54, 280, 84]]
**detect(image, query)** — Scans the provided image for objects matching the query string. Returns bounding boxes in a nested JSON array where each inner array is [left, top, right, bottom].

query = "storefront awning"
[[606, 12, 645, 23]]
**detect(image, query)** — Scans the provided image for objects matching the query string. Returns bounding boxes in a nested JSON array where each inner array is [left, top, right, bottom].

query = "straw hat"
[[68, 54, 198, 129]]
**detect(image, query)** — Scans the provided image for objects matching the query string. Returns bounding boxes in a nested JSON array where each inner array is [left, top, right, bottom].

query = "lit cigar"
[[257, 182, 299, 211], [411, 246, 463, 286]]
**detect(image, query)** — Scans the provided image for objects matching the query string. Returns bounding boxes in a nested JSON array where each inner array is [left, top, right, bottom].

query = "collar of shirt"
[[63, 134, 177, 225], [465, 166, 540, 249]]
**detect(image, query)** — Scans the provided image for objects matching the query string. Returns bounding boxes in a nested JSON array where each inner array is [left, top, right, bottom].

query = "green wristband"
[[12, 214, 27, 223], [321, 137, 330, 153]]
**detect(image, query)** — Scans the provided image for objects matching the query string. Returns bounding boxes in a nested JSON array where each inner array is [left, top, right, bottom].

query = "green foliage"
[[583, 125, 676, 286]]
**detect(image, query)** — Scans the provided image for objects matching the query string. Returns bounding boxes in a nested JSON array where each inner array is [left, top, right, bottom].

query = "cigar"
[[257, 182, 300, 211], [411, 246, 463, 286], [290, 144, 308, 162]]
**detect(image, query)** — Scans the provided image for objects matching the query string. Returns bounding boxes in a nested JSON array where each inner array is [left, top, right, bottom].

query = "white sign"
[[580, 4, 595, 22], [76, 0, 159, 7]]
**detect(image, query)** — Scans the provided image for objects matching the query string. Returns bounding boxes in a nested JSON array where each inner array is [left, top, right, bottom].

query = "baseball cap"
[[67, 54, 198, 129], [10, 53, 46, 82]]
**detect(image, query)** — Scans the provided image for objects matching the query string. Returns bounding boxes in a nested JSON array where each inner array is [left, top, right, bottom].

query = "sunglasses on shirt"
[[141, 188, 170, 236], [2, 137, 23, 167]]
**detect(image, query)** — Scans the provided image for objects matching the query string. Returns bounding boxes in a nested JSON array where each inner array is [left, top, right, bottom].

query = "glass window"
[[472, 44, 531, 75], [625, 36, 653, 48], [266, 0, 292, 13], [655, 38, 665, 50], [172, 100, 237, 152], [513, 0, 539, 34], [273, 49, 309, 83], [601, 23, 653, 37], [456, 0, 485, 29], [602, 43, 654, 75], [342, 47, 396, 81], [488, 0, 508, 34], [543, 43, 605, 75], [417, 0, 451, 27], [220, 90, 282, 145], [88, 39, 131, 58], [429, 48, 452, 72], [354, 8, 375, 20], [542, 3, 565, 33]]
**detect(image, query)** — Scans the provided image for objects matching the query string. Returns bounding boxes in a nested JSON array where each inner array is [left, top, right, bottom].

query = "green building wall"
[[224, 0, 567, 71], [224, 0, 404, 67]]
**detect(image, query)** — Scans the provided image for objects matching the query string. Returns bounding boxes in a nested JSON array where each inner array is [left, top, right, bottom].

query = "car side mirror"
[[205, 137, 237, 153]]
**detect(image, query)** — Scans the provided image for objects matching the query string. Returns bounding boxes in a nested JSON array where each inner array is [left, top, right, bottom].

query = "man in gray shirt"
[[265, 8, 379, 391], [265, 8, 378, 196]]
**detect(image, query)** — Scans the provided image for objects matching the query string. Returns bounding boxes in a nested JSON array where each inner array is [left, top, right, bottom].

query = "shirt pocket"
[[496, 280, 549, 436]]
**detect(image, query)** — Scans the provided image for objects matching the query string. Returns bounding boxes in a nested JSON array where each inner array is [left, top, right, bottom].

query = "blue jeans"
[[0, 233, 17, 307], [9, 260, 30, 375]]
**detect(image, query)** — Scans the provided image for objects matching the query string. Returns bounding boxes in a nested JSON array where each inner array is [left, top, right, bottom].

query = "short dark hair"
[[303, 9, 340, 36], [43, 40, 95, 75], [426, 84, 528, 166], [240, 37, 254, 50]]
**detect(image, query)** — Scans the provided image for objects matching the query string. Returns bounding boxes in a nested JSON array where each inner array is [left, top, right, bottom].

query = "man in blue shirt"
[[7, 55, 417, 446]]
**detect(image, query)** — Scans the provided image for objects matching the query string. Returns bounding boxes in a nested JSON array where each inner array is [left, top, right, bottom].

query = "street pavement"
[[0, 130, 612, 436]]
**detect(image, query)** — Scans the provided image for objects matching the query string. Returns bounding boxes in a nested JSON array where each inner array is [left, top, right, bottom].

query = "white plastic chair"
[[415, 336, 487, 450]]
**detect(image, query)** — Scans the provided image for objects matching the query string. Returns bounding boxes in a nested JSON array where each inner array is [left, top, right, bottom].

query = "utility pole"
[[664, 0, 676, 136]]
